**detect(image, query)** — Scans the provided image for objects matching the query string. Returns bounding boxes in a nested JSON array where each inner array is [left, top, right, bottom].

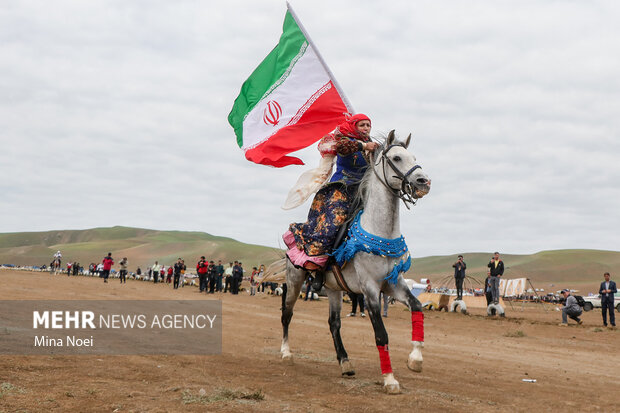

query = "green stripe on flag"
[[228, 11, 307, 148]]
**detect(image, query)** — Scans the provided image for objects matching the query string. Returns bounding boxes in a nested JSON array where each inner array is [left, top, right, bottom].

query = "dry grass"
[[181, 388, 265, 405], [503, 330, 526, 338]]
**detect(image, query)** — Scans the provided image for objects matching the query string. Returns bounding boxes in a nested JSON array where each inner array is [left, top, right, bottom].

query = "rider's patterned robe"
[[286, 132, 370, 265]]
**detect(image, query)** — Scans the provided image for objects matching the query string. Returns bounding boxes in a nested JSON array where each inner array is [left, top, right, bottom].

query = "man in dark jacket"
[[208, 260, 217, 293], [599, 272, 617, 328], [485, 272, 493, 306], [487, 252, 504, 304], [452, 255, 466, 300], [215, 260, 225, 292], [232, 261, 243, 295], [173, 258, 184, 289]]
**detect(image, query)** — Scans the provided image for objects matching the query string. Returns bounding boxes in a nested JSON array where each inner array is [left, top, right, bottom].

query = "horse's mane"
[[346, 136, 386, 225]]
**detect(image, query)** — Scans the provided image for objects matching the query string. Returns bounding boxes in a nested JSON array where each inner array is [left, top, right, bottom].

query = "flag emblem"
[[263, 101, 283, 126]]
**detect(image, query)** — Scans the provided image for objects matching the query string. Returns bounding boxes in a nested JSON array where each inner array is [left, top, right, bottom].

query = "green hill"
[[0, 226, 282, 271], [0, 227, 617, 295]]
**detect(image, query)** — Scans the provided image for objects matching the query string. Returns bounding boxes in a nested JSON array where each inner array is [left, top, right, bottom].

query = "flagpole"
[[286, 1, 355, 114]]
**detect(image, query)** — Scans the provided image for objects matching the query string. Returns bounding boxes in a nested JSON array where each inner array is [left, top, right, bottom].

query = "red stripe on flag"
[[244, 84, 347, 167]]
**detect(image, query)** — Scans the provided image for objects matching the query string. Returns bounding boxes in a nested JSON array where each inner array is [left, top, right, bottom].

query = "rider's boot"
[[303, 262, 324, 291], [311, 271, 324, 292]]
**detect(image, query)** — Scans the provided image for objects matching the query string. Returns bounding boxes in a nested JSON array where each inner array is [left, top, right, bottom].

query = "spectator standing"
[[215, 260, 224, 292], [304, 274, 314, 301], [119, 257, 128, 284], [346, 293, 365, 317], [197, 257, 208, 292], [239, 262, 245, 289], [224, 262, 233, 293], [487, 252, 504, 304], [599, 272, 617, 328], [250, 267, 258, 296], [452, 255, 466, 300], [208, 260, 217, 293], [257, 264, 266, 293], [559, 289, 583, 326], [101, 253, 114, 284], [67, 262, 72, 276], [381, 292, 390, 317], [485, 271, 493, 306], [231, 261, 243, 294], [173, 258, 184, 289], [166, 265, 173, 283], [180, 260, 187, 287], [151, 261, 161, 283]]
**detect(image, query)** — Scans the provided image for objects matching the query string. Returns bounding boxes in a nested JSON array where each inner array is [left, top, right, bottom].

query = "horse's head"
[[372, 130, 431, 206]]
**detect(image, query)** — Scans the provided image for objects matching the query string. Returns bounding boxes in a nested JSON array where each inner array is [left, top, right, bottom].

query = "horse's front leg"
[[387, 278, 425, 372], [326, 288, 355, 376], [362, 285, 401, 394]]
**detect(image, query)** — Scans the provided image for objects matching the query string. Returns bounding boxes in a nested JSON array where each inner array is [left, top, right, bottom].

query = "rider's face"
[[356, 120, 371, 137]]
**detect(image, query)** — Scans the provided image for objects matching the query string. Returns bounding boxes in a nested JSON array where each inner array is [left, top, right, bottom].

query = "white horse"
[[280, 131, 431, 394]]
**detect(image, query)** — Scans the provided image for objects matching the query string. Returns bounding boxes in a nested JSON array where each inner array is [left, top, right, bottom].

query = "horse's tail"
[[256, 258, 287, 284]]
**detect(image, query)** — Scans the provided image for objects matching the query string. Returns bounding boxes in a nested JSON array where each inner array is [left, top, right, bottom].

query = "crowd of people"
[[37, 249, 619, 329], [450, 253, 616, 328], [44, 251, 286, 298]]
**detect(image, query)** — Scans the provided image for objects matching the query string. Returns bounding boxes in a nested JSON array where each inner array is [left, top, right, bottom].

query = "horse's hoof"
[[407, 359, 423, 372], [384, 383, 401, 394], [383, 373, 400, 394], [340, 360, 355, 377], [282, 352, 293, 363]]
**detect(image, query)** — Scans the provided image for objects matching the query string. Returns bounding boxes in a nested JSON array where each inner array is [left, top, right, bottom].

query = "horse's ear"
[[404, 133, 411, 149], [387, 130, 396, 146]]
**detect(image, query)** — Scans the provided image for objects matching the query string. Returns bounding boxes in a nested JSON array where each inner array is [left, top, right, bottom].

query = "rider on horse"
[[283, 114, 379, 288]]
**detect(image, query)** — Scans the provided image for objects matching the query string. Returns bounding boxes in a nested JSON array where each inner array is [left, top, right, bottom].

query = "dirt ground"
[[1, 270, 619, 412]]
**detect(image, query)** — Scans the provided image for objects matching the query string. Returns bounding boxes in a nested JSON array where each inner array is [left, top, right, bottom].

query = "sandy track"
[[1, 270, 619, 412]]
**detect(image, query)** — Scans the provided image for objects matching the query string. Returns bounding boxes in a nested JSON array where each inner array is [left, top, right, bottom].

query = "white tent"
[[499, 278, 527, 297]]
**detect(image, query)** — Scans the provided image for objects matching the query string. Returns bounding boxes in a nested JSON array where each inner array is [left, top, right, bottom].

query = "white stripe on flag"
[[241, 45, 331, 150]]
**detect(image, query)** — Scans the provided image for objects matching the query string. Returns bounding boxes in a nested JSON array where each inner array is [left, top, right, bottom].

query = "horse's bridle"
[[371, 142, 423, 209]]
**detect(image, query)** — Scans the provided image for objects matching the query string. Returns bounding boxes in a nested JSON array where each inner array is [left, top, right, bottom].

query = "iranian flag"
[[228, 3, 353, 167]]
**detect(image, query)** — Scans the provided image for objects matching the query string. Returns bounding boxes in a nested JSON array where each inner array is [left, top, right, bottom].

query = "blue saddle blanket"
[[331, 211, 411, 285]]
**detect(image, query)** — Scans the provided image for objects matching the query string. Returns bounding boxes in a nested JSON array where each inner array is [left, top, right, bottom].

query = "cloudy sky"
[[1, 0, 618, 257]]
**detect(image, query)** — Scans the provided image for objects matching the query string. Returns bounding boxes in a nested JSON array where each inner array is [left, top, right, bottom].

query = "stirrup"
[[311, 271, 324, 292]]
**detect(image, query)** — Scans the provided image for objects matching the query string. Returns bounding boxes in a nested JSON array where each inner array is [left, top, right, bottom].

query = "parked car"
[[583, 293, 620, 312]]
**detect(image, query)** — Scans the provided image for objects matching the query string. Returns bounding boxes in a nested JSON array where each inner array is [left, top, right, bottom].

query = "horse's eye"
[[393, 156, 401, 162]]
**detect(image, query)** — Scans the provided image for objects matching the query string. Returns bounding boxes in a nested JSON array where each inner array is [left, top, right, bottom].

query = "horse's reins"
[[371, 143, 422, 209]]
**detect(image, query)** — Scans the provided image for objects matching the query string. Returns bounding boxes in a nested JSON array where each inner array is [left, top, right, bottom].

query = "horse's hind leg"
[[386, 278, 425, 372], [281, 262, 305, 360], [326, 288, 355, 376]]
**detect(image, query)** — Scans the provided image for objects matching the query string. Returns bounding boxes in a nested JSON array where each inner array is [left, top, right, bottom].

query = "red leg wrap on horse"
[[411, 311, 424, 342], [377, 345, 393, 374]]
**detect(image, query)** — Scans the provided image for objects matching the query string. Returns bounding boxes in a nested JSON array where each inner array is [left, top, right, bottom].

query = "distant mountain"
[[1, 227, 616, 295], [0, 226, 282, 271]]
